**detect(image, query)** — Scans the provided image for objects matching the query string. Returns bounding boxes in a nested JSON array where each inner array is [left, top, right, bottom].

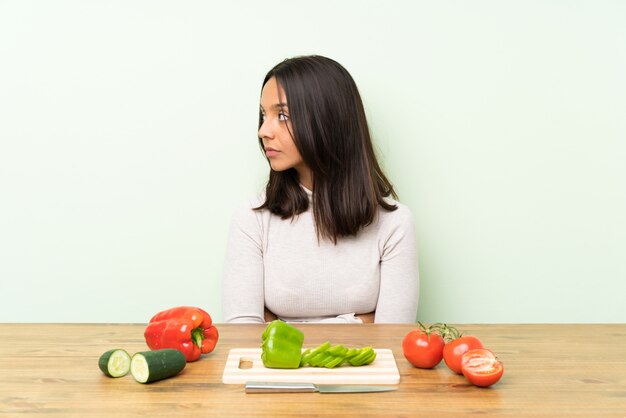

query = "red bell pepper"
[[144, 306, 219, 362]]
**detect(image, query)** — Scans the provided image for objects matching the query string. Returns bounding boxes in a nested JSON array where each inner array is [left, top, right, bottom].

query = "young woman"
[[221, 55, 419, 323]]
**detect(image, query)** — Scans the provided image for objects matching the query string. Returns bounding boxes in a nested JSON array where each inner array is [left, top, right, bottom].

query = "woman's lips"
[[265, 148, 280, 158]]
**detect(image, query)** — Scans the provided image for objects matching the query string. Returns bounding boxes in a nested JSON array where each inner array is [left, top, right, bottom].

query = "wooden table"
[[1, 323, 625, 417]]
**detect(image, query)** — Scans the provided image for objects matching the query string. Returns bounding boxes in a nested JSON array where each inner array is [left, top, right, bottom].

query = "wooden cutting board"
[[222, 348, 400, 385]]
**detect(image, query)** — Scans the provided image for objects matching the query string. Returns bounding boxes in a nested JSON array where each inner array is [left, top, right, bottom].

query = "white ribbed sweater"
[[221, 188, 419, 323]]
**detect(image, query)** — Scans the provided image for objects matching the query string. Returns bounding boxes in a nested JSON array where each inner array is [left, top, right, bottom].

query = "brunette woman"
[[222, 55, 419, 323]]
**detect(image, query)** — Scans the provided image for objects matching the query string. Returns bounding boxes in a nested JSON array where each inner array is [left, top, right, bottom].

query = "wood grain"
[[1, 323, 625, 417]]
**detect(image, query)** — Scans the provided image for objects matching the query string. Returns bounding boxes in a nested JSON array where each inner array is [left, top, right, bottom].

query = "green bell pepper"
[[260, 320, 304, 369]]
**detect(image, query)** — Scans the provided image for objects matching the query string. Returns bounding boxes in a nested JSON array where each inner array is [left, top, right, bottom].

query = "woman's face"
[[259, 77, 311, 188]]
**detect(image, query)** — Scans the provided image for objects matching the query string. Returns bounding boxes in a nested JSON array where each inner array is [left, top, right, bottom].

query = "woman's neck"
[[297, 167, 313, 190]]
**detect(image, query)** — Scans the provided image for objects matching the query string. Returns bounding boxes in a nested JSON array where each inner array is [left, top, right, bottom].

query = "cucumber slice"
[[99, 349, 131, 377], [130, 349, 186, 384]]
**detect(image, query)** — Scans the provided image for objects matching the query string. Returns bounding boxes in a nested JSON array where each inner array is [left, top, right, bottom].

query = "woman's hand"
[[264, 307, 278, 323], [264, 308, 375, 323], [356, 312, 375, 323]]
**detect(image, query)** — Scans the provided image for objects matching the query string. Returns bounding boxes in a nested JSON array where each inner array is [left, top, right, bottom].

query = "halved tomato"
[[461, 348, 504, 387]]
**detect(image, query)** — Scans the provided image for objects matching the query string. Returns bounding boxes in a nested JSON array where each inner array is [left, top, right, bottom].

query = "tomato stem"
[[416, 322, 466, 343]]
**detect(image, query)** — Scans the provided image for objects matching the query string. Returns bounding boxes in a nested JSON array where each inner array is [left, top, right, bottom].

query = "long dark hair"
[[256, 55, 398, 243]]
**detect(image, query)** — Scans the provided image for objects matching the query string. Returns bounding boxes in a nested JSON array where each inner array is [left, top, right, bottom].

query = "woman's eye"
[[278, 112, 290, 121]]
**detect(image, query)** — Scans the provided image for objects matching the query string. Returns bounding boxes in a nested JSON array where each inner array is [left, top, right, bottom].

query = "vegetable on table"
[[439, 324, 484, 374], [402, 322, 445, 369], [261, 320, 305, 369], [130, 349, 187, 384], [300, 342, 377, 368], [461, 348, 504, 387], [98, 349, 131, 377], [144, 306, 219, 362], [260, 320, 377, 369], [402, 322, 505, 387]]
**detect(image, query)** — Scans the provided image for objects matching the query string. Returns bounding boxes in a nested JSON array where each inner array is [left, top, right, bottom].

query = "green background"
[[1, 1, 624, 323]]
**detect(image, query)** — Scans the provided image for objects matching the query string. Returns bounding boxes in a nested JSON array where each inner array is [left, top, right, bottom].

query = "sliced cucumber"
[[130, 349, 186, 384], [99, 349, 131, 377]]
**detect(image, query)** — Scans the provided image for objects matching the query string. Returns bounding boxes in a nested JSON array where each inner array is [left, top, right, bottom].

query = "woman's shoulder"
[[240, 191, 266, 210], [381, 196, 413, 215], [377, 197, 415, 228], [230, 191, 266, 223]]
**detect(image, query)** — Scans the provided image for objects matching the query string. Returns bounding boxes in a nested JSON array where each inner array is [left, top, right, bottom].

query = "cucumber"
[[99, 349, 131, 377], [130, 349, 186, 384]]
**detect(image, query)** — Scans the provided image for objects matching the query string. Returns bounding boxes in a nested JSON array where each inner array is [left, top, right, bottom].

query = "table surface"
[[1, 323, 625, 417]]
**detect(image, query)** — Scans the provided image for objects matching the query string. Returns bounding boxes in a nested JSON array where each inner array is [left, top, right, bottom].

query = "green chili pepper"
[[260, 320, 304, 369]]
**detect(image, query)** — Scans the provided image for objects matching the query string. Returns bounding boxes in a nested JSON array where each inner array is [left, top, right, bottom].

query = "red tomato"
[[443, 335, 484, 374], [461, 349, 504, 387], [402, 329, 445, 369]]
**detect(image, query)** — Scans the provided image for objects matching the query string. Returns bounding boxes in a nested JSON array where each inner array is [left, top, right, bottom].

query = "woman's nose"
[[258, 118, 273, 140]]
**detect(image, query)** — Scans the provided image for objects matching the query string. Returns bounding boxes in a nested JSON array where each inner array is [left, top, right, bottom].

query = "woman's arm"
[[374, 204, 420, 323], [221, 199, 265, 323]]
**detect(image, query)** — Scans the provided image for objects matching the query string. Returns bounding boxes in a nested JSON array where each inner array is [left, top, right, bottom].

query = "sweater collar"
[[300, 184, 313, 198]]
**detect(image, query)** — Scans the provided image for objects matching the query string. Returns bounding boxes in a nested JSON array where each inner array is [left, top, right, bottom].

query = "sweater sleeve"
[[375, 204, 420, 323], [221, 198, 265, 323]]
